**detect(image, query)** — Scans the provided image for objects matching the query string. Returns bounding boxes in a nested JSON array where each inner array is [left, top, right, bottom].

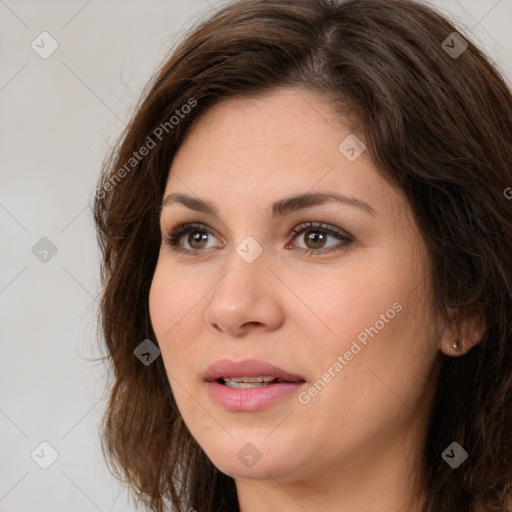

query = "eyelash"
[[162, 221, 353, 257]]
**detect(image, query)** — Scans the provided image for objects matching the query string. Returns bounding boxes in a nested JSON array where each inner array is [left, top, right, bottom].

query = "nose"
[[204, 247, 284, 337]]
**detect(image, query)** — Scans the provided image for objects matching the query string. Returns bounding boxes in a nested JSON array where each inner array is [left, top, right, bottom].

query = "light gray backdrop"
[[1, 1, 511, 511]]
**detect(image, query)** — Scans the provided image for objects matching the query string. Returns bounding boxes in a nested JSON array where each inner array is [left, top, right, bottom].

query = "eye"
[[162, 220, 353, 255], [287, 221, 353, 256], [163, 222, 221, 253]]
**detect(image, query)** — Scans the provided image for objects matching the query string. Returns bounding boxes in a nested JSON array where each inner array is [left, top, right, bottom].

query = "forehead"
[[164, 87, 404, 219], [176, 88, 347, 156]]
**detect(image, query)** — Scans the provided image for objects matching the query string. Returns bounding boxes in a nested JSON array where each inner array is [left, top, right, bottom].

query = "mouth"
[[218, 376, 302, 389], [204, 358, 305, 385], [204, 359, 306, 411]]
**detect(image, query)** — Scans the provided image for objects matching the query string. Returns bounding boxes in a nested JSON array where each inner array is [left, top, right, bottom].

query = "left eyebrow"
[[160, 191, 377, 218]]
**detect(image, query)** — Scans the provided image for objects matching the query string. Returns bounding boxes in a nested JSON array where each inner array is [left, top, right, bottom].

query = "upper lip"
[[204, 358, 305, 383]]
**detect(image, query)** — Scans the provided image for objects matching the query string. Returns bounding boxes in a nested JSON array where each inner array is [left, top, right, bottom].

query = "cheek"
[[149, 254, 205, 332], [149, 265, 177, 341], [298, 249, 437, 402], [295, 257, 406, 355], [148, 261, 204, 368], [149, 263, 219, 444]]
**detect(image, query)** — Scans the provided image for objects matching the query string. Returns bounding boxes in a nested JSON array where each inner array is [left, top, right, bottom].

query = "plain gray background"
[[1, 1, 511, 511]]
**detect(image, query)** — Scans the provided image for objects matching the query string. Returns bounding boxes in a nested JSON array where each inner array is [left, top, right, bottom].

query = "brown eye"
[[164, 221, 352, 256], [303, 231, 326, 249], [163, 222, 220, 252], [188, 231, 209, 249], [289, 221, 353, 256]]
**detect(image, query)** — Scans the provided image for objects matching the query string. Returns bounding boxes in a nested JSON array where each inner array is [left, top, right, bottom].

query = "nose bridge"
[[204, 235, 283, 334], [212, 234, 267, 303], [234, 234, 265, 266]]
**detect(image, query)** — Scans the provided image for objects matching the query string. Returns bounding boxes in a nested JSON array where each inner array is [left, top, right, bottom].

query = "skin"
[[149, 87, 484, 512]]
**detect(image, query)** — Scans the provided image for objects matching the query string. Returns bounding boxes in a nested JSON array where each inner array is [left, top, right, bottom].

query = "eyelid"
[[162, 220, 353, 254], [162, 222, 221, 251], [289, 220, 352, 241]]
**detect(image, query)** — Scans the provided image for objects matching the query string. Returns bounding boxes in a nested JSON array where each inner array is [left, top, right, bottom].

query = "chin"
[[196, 432, 304, 481]]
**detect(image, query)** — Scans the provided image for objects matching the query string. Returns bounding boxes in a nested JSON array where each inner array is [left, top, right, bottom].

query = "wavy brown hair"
[[93, 0, 512, 510]]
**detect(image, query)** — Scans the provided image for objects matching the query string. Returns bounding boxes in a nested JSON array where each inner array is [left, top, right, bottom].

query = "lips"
[[204, 358, 305, 384], [204, 359, 306, 411]]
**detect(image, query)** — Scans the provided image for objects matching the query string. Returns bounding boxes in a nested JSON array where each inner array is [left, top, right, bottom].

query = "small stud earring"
[[452, 339, 459, 351]]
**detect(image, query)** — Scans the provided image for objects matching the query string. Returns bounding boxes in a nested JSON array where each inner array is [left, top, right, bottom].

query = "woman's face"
[[149, 88, 445, 487]]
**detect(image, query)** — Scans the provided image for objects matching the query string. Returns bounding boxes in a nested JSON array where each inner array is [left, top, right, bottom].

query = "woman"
[[93, 0, 512, 510]]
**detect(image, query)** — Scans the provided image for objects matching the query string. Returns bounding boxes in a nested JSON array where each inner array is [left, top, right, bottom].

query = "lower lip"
[[206, 381, 305, 411]]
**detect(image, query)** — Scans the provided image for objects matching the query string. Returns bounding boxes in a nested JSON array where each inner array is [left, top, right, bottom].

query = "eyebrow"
[[161, 191, 376, 219]]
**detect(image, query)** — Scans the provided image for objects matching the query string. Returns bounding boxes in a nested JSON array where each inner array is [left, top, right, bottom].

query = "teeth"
[[223, 376, 276, 383], [221, 376, 279, 389], [224, 381, 271, 389]]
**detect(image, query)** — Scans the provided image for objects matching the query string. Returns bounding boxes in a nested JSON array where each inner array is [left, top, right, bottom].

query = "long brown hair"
[[93, 1, 512, 510]]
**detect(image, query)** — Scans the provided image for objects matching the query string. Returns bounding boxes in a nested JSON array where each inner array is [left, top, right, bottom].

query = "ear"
[[439, 308, 487, 357]]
